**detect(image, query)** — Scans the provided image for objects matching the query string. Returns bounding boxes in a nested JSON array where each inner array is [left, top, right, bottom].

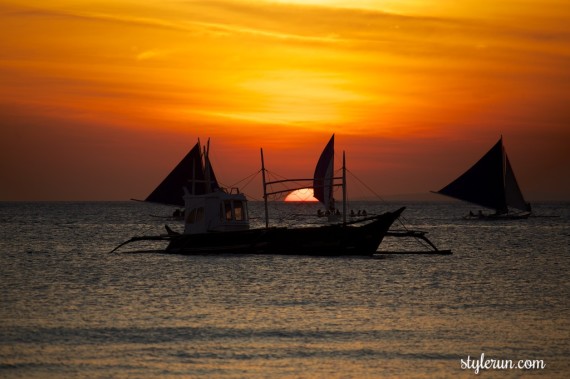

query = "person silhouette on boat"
[[350, 210, 356, 217]]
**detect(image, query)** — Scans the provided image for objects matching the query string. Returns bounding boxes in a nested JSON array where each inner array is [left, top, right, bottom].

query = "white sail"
[[313, 134, 335, 210]]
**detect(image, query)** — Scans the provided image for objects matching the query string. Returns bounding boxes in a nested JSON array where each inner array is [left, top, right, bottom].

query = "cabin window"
[[186, 209, 196, 224], [224, 200, 233, 221], [234, 201, 244, 221], [186, 207, 204, 224], [221, 200, 247, 222], [195, 207, 204, 222]]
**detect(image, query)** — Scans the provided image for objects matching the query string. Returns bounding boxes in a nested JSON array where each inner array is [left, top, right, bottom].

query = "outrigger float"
[[111, 136, 450, 256]]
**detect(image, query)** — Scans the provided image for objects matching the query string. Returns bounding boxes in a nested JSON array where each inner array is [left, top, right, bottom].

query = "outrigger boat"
[[433, 137, 531, 220], [112, 136, 448, 256]]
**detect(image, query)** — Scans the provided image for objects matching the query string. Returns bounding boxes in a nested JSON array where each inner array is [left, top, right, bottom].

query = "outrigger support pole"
[[108, 235, 172, 254], [342, 151, 347, 226], [260, 148, 269, 229], [383, 230, 452, 255]]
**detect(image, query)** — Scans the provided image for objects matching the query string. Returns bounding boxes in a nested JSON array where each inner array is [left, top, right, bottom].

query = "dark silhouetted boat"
[[113, 136, 406, 256], [433, 137, 531, 220]]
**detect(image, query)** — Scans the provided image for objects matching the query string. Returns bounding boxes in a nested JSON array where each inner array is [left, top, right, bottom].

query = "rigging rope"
[[345, 168, 433, 251]]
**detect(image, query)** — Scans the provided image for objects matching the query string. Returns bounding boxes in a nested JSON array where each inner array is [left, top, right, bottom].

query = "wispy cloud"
[[4, 5, 189, 32]]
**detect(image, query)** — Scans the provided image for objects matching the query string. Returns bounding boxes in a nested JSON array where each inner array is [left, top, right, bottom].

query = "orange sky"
[[1, 0, 569, 201]]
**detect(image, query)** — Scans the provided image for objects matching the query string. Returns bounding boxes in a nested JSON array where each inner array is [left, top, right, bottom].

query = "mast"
[[193, 139, 201, 195], [329, 139, 335, 212], [342, 151, 347, 225], [500, 136, 507, 211], [204, 139, 211, 194], [191, 160, 195, 194], [501, 136, 530, 212], [191, 142, 198, 195], [260, 148, 269, 228]]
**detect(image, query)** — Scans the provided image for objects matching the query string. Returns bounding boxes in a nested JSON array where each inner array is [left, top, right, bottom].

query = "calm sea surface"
[[1, 201, 568, 378]]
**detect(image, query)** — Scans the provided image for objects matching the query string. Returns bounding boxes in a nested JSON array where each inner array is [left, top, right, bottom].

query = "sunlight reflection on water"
[[0, 201, 568, 377]]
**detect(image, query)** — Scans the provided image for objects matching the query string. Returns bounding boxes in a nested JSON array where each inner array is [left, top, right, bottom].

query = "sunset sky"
[[1, 0, 569, 201]]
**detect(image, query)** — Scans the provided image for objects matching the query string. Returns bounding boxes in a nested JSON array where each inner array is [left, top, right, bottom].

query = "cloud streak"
[[1, 0, 569, 199]]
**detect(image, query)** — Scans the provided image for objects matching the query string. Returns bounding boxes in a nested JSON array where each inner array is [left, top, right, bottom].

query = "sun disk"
[[284, 188, 319, 202]]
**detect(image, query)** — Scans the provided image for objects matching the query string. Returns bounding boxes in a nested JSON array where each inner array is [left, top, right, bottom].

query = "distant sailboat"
[[434, 137, 531, 219]]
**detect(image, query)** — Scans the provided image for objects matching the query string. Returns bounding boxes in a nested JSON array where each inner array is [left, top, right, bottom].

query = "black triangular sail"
[[435, 137, 529, 213], [436, 138, 507, 212], [144, 141, 220, 207]]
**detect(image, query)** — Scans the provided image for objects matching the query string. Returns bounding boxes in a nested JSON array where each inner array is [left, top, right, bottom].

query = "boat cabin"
[[183, 187, 249, 234]]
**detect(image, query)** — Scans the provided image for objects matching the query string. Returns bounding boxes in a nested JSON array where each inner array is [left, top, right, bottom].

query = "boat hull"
[[165, 208, 404, 256]]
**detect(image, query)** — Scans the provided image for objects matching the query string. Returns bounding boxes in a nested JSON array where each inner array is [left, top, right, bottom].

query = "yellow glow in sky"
[[1, 0, 569, 200]]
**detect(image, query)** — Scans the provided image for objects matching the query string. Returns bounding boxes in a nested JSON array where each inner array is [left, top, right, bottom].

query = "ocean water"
[[0, 201, 568, 378]]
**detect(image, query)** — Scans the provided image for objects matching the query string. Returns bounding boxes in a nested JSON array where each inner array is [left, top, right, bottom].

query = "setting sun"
[[284, 188, 319, 202]]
